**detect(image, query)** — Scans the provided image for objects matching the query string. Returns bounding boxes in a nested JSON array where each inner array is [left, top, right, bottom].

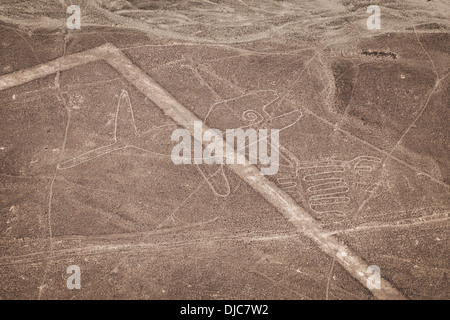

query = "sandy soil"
[[0, 0, 448, 300]]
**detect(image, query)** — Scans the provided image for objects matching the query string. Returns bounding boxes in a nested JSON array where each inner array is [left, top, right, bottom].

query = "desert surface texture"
[[0, 0, 448, 300]]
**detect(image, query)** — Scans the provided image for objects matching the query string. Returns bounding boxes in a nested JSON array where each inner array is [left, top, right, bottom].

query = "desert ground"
[[0, 0, 448, 300]]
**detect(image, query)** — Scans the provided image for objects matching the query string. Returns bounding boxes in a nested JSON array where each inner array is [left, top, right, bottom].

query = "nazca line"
[[0, 43, 406, 300]]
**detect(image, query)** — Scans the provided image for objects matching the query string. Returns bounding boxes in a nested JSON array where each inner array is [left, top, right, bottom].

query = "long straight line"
[[0, 45, 113, 91]]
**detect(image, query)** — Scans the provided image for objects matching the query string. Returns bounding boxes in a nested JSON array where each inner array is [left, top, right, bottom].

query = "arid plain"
[[0, 0, 448, 299]]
